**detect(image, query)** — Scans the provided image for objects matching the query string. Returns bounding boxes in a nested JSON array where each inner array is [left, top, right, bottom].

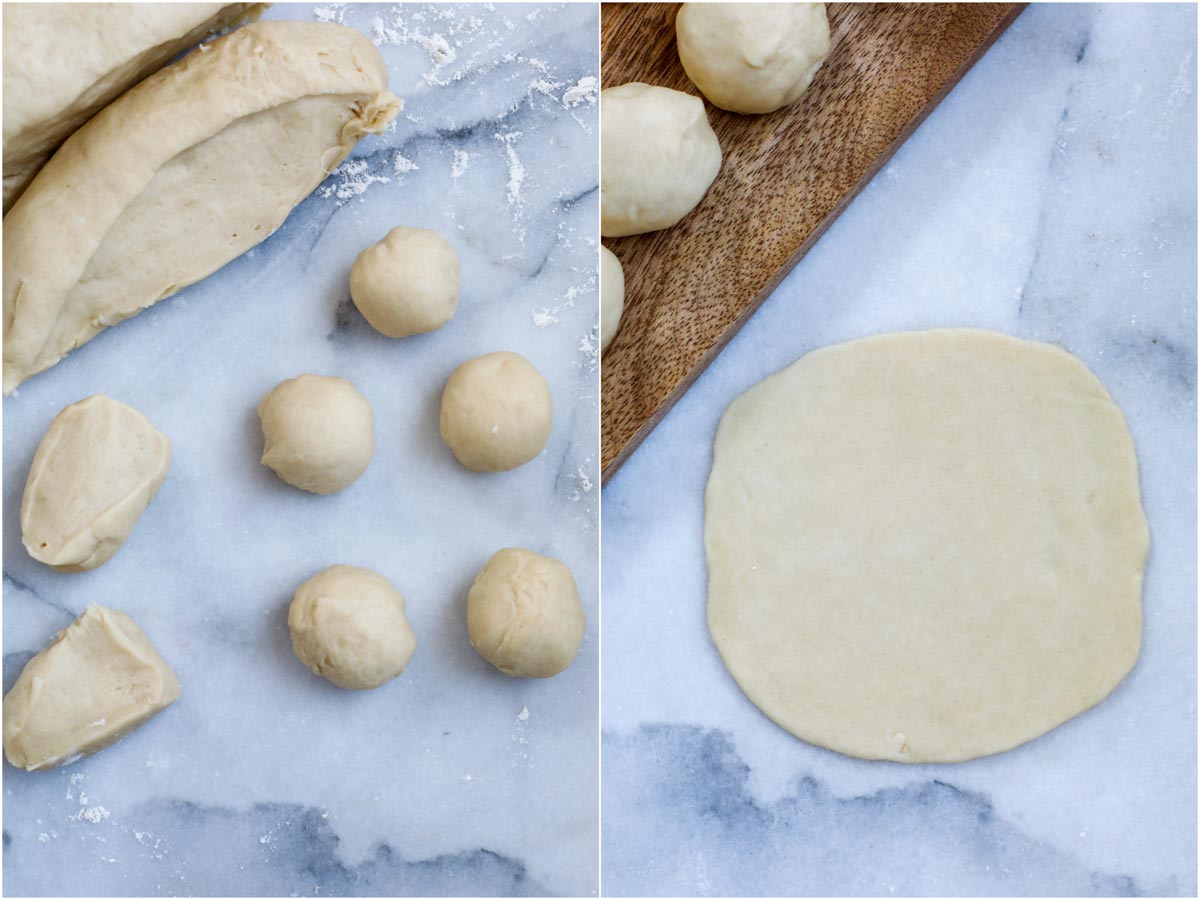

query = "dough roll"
[[2, 20, 401, 394], [2, 3, 267, 211]]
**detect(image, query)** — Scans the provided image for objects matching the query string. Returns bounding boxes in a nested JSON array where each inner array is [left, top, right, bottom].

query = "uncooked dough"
[[706, 329, 1148, 763], [600, 246, 625, 352], [350, 227, 461, 338], [440, 351, 552, 472], [2, 3, 264, 211], [676, 3, 830, 114], [258, 374, 375, 495], [3, 21, 400, 393], [601, 83, 722, 237], [4, 605, 181, 771], [22, 394, 172, 572], [467, 548, 585, 678], [289, 565, 416, 690]]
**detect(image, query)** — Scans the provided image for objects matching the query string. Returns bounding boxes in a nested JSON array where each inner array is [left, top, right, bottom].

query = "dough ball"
[[676, 3, 830, 114], [601, 83, 722, 237], [440, 351, 552, 472], [600, 246, 625, 352], [467, 548, 585, 678], [258, 374, 374, 494], [349, 226, 461, 338], [289, 565, 416, 690]]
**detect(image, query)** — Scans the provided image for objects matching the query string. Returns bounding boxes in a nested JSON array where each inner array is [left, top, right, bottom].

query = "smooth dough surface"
[[601, 83, 722, 237], [22, 395, 172, 572], [2, 3, 264, 211], [3, 605, 181, 771], [258, 374, 375, 495], [705, 329, 1148, 763], [600, 246, 625, 352], [289, 565, 416, 690], [3, 20, 400, 394], [440, 351, 552, 472], [350, 226, 461, 338], [467, 548, 585, 678], [676, 3, 830, 114]]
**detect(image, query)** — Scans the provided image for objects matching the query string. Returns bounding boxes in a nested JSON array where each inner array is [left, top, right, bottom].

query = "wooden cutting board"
[[601, 2, 1025, 481]]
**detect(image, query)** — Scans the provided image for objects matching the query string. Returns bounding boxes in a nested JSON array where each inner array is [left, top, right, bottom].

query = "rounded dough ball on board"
[[601, 83, 722, 237], [467, 548, 585, 678], [440, 351, 552, 472], [289, 565, 416, 690], [600, 246, 625, 352], [676, 3, 830, 114], [349, 226, 461, 338], [258, 374, 374, 494]]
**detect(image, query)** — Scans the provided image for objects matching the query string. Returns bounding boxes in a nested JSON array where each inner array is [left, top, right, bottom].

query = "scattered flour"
[[317, 158, 391, 203], [312, 3, 345, 24], [392, 151, 420, 174], [493, 131, 526, 207], [563, 76, 599, 108], [451, 150, 472, 179]]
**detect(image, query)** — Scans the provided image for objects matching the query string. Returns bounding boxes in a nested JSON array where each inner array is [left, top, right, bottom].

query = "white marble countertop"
[[3, 3, 598, 896], [602, 4, 1196, 896]]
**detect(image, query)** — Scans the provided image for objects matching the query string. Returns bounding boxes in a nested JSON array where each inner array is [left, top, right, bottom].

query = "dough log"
[[3, 20, 401, 394], [2, 3, 266, 211]]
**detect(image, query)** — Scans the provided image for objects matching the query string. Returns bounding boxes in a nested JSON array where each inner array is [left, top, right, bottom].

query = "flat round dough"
[[600, 245, 625, 352], [705, 329, 1148, 763]]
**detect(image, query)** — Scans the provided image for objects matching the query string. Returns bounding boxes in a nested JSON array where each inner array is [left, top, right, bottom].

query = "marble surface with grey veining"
[[3, 4, 598, 896], [602, 4, 1196, 896]]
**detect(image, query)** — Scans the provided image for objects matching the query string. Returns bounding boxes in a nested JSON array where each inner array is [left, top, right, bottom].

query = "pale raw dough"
[[22, 395, 171, 572], [350, 227, 461, 338], [676, 3, 830, 114], [467, 548, 585, 678], [3, 605, 181, 771], [2, 3, 264, 211], [289, 565, 417, 690], [3, 21, 400, 394], [258, 374, 375, 495], [601, 83, 722, 237], [440, 351, 553, 472], [600, 246, 625, 352], [706, 329, 1148, 763]]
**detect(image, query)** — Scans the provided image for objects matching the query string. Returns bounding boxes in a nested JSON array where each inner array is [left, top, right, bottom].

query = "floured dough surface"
[[705, 329, 1148, 763]]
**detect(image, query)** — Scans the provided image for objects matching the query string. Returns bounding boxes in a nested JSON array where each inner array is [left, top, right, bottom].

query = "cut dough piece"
[[676, 3, 830, 114], [467, 548, 585, 678], [350, 227, 461, 338], [706, 329, 1148, 763], [600, 246, 625, 352], [289, 565, 416, 690], [22, 395, 171, 573], [440, 352, 553, 472], [3, 20, 401, 394], [258, 374, 375, 495], [2, 3, 265, 211], [601, 83, 722, 237], [3, 605, 181, 771]]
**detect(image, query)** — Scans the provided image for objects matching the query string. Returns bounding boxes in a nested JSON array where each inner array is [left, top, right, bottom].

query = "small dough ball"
[[440, 351, 552, 472], [467, 548, 585, 678], [600, 246, 625, 353], [289, 565, 416, 690], [676, 3, 830, 114], [258, 374, 374, 494], [601, 83, 722, 237], [349, 226, 460, 337]]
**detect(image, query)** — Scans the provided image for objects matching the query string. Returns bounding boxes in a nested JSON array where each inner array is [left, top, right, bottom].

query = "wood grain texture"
[[601, 2, 1025, 481]]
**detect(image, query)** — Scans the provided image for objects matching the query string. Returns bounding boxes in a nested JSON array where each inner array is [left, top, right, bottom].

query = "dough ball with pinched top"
[[676, 3, 830, 115], [289, 565, 416, 690], [258, 374, 374, 494], [349, 226, 460, 338], [467, 548, 585, 678], [439, 351, 552, 472], [601, 82, 722, 237]]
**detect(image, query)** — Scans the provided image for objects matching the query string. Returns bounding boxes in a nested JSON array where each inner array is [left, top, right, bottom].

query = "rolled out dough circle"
[[705, 329, 1148, 763]]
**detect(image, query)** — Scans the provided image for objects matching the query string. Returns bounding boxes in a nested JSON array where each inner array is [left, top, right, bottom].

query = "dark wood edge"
[[601, 3, 1029, 487]]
